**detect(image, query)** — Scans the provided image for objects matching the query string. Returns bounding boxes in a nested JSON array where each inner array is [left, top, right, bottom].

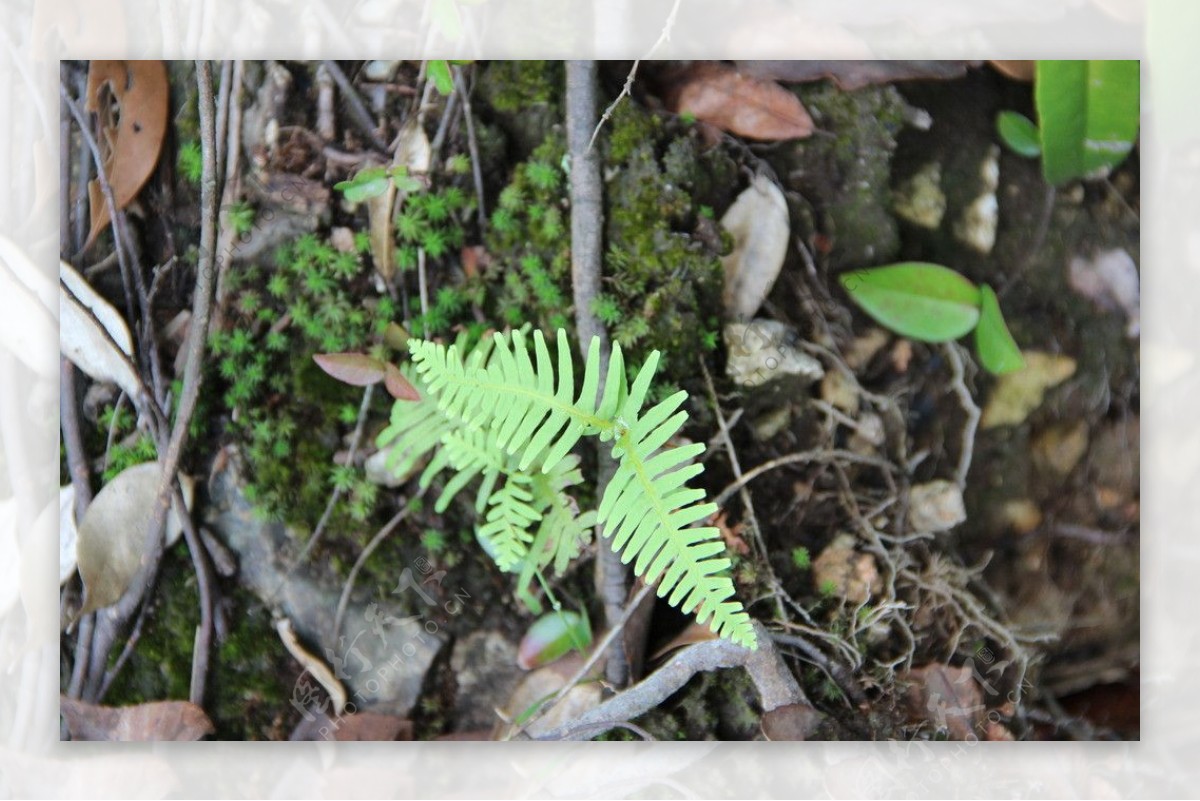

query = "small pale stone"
[[1001, 499, 1043, 534], [849, 411, 885, 454], [820, 369, 860, 416], [1033, 421, 1090, 477], [812, 533, 883, 605], [724, 320, 823, 390], [952, 145, 1000, 254], [908, 480, 967, 532], [892, 162, 946, 229]]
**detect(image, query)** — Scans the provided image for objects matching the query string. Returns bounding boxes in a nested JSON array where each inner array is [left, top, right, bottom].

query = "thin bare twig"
[[213, 60, 232, 181], [321, 60, 389, 153], [176, 483, 218, 706], [59, 359, 93, 518], [586, 0, 682, 152], [713, 448, 897, 509], [531, 622, 815, 741], [417, 247, 430, 321], [315, 62, 335, 143], [699, 358, 785, 621], [943, 343, 980, 489], [566, 59, 627, 689], [332, 494, 423, 642], [69, 66, 92, 255], [452, 66, 487, 234]]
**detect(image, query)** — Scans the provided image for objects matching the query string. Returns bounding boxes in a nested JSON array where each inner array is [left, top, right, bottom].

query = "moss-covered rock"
[[777, 84, 915, 271]]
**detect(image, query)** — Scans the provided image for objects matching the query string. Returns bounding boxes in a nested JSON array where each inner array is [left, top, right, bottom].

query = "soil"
[[60, 59, 1139, 741]]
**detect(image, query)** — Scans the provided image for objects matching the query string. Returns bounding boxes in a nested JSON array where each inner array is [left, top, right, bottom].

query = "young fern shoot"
[[383, 328, 757, 649]]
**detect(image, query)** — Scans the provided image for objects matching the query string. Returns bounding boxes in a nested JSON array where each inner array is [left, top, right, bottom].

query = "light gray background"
[[0, 0, 1184, 796]]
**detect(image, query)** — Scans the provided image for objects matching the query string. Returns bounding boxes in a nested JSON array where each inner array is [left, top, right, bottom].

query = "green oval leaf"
[[975, 285, 1025, 375], [517, 610, 592, 670], [427, 59, 454, 96], [839, 263, 981, 343], [334, 167, 390, 203], [1035, 60, 1139, 185], [996, 111, 1041, 158]]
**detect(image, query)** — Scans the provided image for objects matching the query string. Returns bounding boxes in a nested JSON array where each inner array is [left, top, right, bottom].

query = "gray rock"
[[206, 450, 444, 717], [450, 631, 523, 733]]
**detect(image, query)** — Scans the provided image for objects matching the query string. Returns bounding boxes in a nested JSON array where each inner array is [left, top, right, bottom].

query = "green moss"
[[478, 61, 561, 114], [633, 667, 763, 740], [481, 99, 729, 391], [104, 543, 294, 740]]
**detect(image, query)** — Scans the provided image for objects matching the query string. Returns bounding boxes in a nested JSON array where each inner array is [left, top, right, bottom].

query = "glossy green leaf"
[[839, 263, 982, 343], [974, 285, 1025, 375], [517, 610, 592, 669], [1035, 60, 1139, 184], [996, 111, 1041, 158], [427, 59, 454, 95], [334, 167, 390, 203]]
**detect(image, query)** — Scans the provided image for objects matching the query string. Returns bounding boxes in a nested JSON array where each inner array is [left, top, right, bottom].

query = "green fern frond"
[[404, 327, 757, 649]]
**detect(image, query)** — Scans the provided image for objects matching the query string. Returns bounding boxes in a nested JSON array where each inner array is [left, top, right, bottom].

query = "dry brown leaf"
[[620, 579, 657, 683], [989, 60, 1036, 82], [312, 352, 389, 386], [737, 60, 977, 91], [665, 62, 813, 142], [84, 60, 168, 249], [648, 623, 718, 662], [366, 187, 396, 282], [60, 697, 213, 741], [900, 663, 985, 741], [290, 710, 413, 741], [713, 510, 750, 557]]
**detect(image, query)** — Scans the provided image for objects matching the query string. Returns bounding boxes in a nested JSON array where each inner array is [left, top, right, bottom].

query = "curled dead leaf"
[[60, 260, 143, 404], [665, 62, 813, 142], [84, 60, 168, 249]]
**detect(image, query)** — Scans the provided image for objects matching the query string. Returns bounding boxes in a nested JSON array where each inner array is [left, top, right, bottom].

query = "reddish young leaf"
[[384, 362, 421, 401], [664, 62, 813, 142], [312, 352, 388, 386]]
